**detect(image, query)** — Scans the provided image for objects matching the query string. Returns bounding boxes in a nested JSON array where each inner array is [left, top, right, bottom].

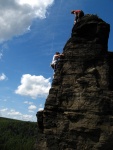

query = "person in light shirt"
[[51, 52, 64, 72], [51, 52, 60, 72]]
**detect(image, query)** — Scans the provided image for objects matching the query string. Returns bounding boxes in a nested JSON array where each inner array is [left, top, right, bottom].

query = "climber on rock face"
[[51, 52, 60, 72], [71, 10, 84, 24], [51, 52, 64, 72]]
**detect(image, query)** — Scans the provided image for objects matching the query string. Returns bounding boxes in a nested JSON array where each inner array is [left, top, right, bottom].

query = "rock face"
[[36, 15, 113, 150]]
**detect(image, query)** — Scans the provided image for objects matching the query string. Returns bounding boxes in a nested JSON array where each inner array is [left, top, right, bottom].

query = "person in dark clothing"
[[71, 10, 84, 24]]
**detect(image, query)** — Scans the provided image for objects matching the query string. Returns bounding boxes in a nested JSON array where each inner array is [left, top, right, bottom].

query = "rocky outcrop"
[[36, 14, 113, 150]]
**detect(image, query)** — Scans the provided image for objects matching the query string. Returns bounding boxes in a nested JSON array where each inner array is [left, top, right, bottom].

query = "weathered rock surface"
[[36, 14, 113, 150]]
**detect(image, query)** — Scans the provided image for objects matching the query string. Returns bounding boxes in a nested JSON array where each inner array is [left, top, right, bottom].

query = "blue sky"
[[0, 0, 113, 122]]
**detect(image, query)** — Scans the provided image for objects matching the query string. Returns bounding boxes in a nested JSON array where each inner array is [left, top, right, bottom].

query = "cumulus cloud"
[[8, 109, 21, 116], [0, 108, 36, 121], [28, 104, 37, 110], [24, 101, 33, 105], [38, 107, 43, 111], [0, 73, 7, 81], [38, 104, 43, 111], [0, 108, 8, 112], [15, 74, 51, 99], [0, 0, 54, 42]]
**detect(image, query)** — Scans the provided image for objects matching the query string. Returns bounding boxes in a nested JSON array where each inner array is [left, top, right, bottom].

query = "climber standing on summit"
[[71, 10, 84, 24]]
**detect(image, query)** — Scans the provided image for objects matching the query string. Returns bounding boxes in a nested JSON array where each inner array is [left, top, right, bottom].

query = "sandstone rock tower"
[[36, 14, 113, 150]]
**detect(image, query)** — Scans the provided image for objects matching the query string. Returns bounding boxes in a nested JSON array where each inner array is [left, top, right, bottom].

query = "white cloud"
[[0, 108, 36, 121], [8, 109, 21, 116], [38, 107, 43, 111], [0, 52, 3, 60], [22, 114, 33, 121], [0, 73, 7, 81], [0, 112, 2, 117], [24, 101, 33, 105], [38, 104, 44, 111], [0, 44, 8, 60], [0, 0, 54, 43], [15, 74, 51, 99], [28, 104, 37, 110], [0, 108, 8, 112], [28, 110, 34, 113]]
